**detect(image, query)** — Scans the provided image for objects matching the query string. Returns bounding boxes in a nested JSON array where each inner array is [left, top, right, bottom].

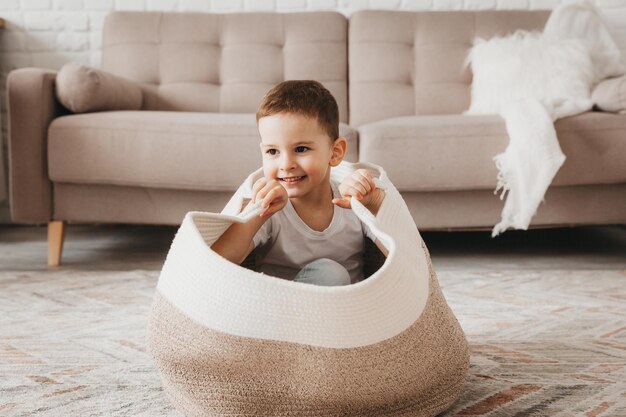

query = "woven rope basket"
[[147, 162, 469, 416]]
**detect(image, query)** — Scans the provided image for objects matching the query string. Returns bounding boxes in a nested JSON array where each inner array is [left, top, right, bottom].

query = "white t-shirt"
[[252, 181, 376, 283]]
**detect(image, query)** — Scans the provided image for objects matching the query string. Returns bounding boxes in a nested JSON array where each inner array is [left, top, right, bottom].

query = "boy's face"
[[258, 112, 345, 201]]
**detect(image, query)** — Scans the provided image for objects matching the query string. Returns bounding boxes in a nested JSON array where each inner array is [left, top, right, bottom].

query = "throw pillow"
[[592, 75, 626, 113], [465, 31, 594, 117], [56, 62, 143, 113]]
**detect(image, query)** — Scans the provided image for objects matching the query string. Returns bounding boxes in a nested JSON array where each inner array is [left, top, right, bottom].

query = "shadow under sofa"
[[7, 10, 626, 266]]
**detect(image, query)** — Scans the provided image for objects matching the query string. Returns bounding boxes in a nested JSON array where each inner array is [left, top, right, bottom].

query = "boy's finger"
[[251, 178, 267, 203], [253, 188, 264, 204], [355, 171, 372, 193], [349, 183, 367, 198], [332, 198, 351, 209], [356, 169, 373, 182], [259, 198, 274, 217], [255, 185, 272, 205], [262, 186, 284, 209], [260, 205, 272, 217], [258, 182, 278, 202], [261, 188, 276, 208], [252, 177, 266, 192]]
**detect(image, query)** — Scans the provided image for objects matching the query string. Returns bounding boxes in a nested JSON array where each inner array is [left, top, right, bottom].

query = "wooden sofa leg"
[[48, 220, 65, 266]]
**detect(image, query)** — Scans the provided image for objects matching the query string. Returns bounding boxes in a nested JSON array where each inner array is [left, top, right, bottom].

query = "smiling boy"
[[211, 80, 386, 285]]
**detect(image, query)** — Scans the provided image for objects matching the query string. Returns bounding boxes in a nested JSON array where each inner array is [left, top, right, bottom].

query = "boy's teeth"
[[281, 176, 302, 182]]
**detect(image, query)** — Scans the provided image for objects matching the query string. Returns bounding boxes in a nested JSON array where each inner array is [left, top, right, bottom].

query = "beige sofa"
[[7, 10, 626, 265], [349, 11, 626, 231]]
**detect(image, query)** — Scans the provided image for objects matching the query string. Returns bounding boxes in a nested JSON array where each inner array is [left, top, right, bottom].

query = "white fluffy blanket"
[[474, 1, 623, 236]]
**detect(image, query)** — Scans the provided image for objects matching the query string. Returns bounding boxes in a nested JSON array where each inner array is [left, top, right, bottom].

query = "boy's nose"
[[279, 155, 296, 170]]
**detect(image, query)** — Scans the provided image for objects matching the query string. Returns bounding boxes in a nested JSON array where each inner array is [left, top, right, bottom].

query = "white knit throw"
[[491, 99, 568, 236], [491, 1, 623, 236]]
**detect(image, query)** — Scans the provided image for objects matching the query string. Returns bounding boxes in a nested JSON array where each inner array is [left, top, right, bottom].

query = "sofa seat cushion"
[[48, 111, 359, 191], [358, 112, 626, 192]]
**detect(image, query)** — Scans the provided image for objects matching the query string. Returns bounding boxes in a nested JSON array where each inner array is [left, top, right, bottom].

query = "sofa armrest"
[[7, 68, 67, 223]]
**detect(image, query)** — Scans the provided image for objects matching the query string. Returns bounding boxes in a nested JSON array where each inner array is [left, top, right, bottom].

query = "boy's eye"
[[266, 149, 278, 155], [295, 146, 309, 153]]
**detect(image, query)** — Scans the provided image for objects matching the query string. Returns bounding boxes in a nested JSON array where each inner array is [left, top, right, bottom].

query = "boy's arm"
[[333, 170, 388, 255], [211, 177, 289, 265], [211, 213, 267, 265]]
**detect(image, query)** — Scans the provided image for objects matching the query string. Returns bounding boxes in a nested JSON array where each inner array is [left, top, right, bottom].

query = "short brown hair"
[[256, 80, 339, 140]]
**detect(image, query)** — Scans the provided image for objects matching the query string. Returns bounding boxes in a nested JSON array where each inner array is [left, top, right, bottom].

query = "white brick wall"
[[0, 0, 625, 218]]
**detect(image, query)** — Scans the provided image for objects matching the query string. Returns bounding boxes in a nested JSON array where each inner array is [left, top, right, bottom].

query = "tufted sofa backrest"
[[349, 10, 550, 126], [102, 11, 348, 122]]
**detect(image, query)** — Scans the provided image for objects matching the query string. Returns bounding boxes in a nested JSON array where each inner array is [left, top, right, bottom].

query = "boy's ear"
[[329, 137, 347, 167]]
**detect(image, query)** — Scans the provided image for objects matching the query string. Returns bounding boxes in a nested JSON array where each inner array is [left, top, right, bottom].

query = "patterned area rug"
[[1, 268, 624, 416]]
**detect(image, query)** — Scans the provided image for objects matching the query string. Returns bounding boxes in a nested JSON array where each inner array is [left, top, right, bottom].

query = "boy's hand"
[[251, 177, 288, 218], [332, 169, 385, 215]]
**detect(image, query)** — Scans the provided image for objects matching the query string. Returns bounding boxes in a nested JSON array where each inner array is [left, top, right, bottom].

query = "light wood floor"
[[1, 224, 624, 272]]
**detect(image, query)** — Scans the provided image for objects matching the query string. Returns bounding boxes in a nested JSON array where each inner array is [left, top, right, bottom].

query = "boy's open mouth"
[[279, 175, 306, 185]]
